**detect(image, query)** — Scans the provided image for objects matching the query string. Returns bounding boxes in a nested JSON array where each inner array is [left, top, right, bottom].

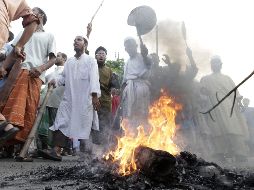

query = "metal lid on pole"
[[127, 5, 157, 45]]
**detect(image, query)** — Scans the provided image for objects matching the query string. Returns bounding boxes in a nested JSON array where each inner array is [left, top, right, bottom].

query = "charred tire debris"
[[1, 151, 254, 190]]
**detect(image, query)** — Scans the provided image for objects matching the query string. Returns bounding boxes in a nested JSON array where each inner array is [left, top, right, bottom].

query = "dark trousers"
[[92, 107, 111, 145], [52, 130, 71, 149], [37, 107, 58, 149]]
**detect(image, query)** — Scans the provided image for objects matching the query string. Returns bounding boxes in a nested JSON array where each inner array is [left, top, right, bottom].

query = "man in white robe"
[[122, 37, 152, 132], [200, 56, 249, 163], [39, 36, 101, 161]]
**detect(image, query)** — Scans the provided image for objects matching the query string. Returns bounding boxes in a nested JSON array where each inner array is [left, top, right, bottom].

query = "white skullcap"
[[210, 55, 222, 64], [124, 36, 136, 44], [83, 36, 89, 44], [76, 35, 89, 44], [211, 55, 221, 61]]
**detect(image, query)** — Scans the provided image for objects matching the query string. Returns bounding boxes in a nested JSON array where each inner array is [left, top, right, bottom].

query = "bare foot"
[[0, 114, 6, 121], [4, 123, 14, 131]]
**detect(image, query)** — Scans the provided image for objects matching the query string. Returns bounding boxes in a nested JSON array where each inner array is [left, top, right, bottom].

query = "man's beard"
[[97, 60, 105, 65], [74, 47, 84, 52], [55, 62, 62, 66]]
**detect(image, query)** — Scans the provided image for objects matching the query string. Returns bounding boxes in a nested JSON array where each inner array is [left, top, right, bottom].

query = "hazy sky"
[[10, 0, 254, 105]]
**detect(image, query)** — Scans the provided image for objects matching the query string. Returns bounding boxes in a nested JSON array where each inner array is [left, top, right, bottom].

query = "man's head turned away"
[[210, 55, 222, 73]]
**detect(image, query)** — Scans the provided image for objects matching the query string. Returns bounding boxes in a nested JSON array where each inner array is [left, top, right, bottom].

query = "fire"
[[105, 92, 182, 175]]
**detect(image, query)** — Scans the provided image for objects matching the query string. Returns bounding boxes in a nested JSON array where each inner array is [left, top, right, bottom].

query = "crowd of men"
[[0, 0, 254, 165]]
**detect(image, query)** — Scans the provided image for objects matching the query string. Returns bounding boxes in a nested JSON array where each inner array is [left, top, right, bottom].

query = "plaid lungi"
[[2, 69, 42, 143]]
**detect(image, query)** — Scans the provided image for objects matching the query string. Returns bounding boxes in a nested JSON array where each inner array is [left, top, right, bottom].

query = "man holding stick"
[[0, 7, 56, 150], [0, 0, 40, 145], [122, 37, 152, 132], [0, 0, 39, 60]]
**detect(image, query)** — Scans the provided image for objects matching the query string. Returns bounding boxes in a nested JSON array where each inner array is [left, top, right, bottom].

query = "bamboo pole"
[[156, 25, 159, 55], [181, 21, 188, 48], [90, 0, 104, 24], [201, 69, 254, 118], [17, 85, 54, 159]]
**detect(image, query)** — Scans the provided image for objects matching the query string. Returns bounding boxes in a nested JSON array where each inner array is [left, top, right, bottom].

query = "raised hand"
[[140, 44, 148, 57], [162, 54, 171, 65], [86, 23, 92, 39]]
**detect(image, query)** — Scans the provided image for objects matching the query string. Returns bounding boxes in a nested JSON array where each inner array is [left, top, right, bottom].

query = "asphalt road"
[[0, 156, 85, 190], [1, 156, 254, 190]]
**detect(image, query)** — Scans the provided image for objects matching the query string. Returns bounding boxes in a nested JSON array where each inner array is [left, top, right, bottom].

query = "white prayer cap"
[[76, 35, 89, 44], [211, 55, 221, 60], [210, 55, 222, 64], [124, 36, 137, 44], [83, 36, 89, 44]]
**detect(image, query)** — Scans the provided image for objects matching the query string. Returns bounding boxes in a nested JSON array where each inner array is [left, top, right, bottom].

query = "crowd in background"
[[0, 1, 253, 166]]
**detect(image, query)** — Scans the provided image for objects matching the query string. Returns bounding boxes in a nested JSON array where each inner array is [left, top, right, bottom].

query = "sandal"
[[38, 149, 62, 161], [0, 120, 8, 132], [15, 156, 34, 162], [0, 125, 19, 147]]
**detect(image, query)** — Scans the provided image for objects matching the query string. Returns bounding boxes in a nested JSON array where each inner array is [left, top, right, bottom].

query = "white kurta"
[[122, 53, 151, 129], [46, 66, 65, 108], [49, 53, 101, 139]]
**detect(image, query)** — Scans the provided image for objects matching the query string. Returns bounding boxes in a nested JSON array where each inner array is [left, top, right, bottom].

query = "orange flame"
[[105, 92, 182, 175]]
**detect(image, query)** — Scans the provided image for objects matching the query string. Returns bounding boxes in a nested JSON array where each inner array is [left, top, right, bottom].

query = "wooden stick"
[[201, 70, 254, 118], [90, 0, 104, 24], [156, 25, 159, 55], [18, 85, 54, 159], [181, 21, 188, 48], [138, 34, 144, 46]]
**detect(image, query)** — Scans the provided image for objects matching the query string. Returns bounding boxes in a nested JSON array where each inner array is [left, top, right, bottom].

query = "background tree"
[[106, 58, 124, 84]]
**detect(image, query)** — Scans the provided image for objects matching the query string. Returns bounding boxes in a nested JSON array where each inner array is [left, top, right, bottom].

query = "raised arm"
[[140, 44, 152, 68]]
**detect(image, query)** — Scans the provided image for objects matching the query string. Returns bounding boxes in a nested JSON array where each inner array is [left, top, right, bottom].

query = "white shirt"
[[13, 31, 56, 83], [46, 66, 64, 108]]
